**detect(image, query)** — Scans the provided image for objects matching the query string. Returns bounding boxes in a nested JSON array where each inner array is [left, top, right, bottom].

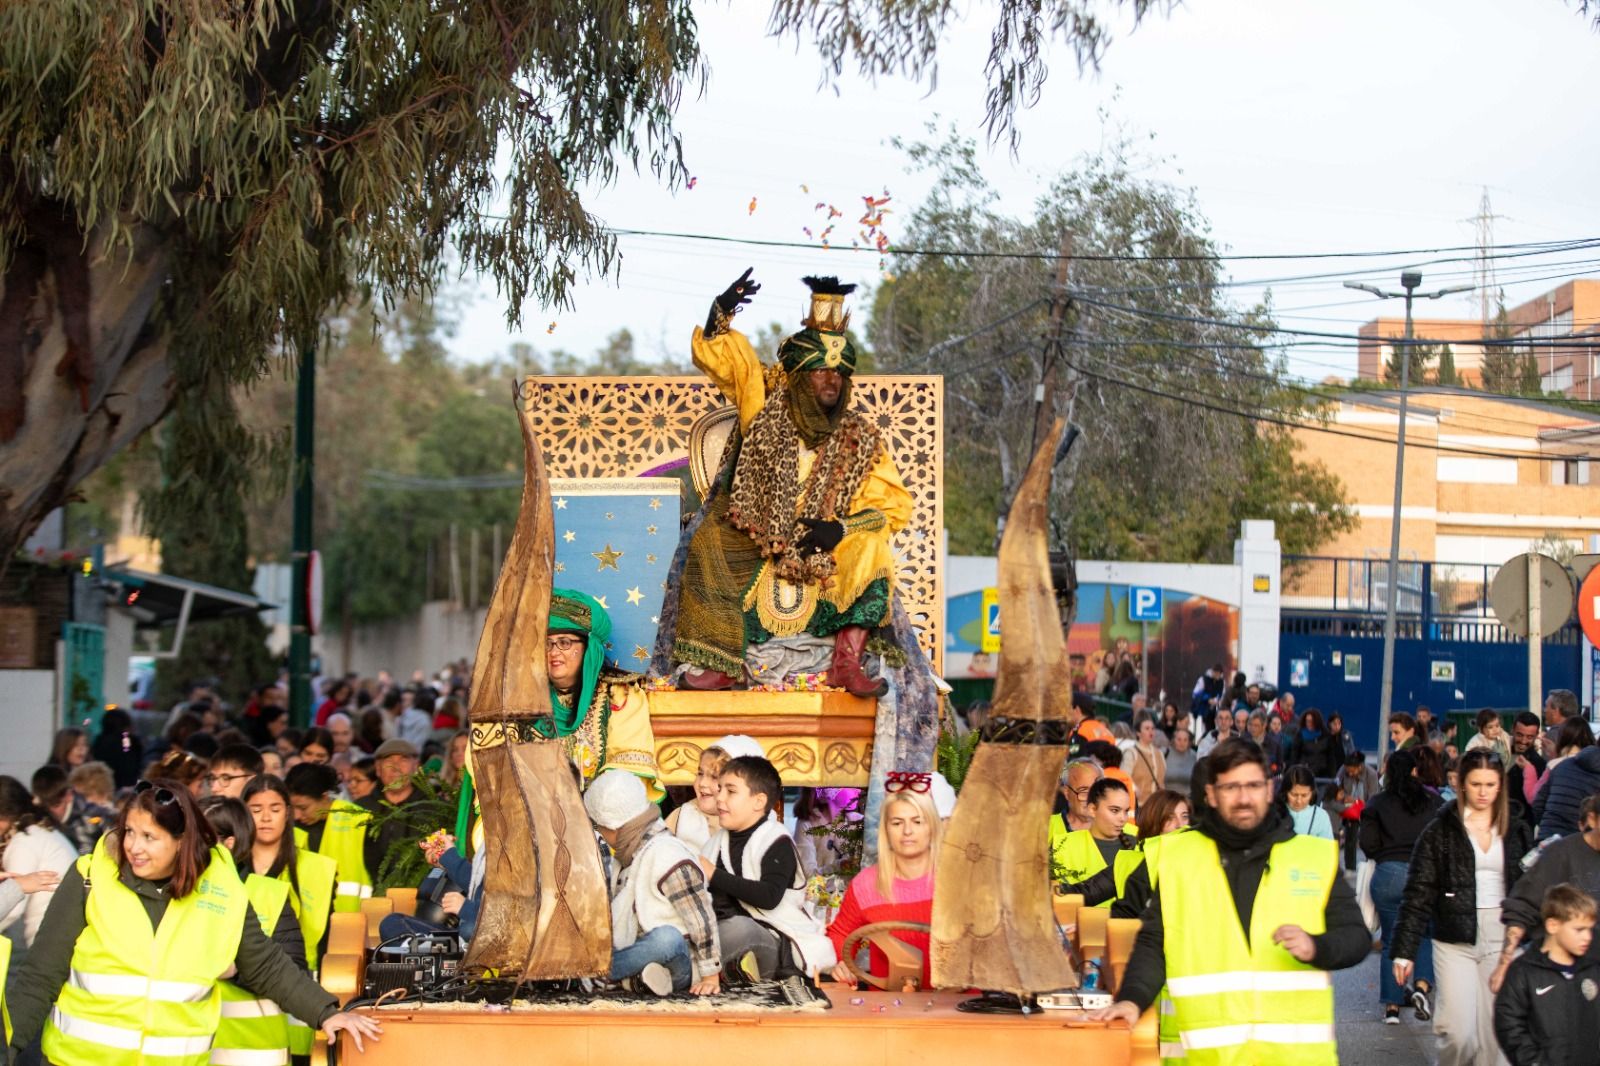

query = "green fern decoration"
[[936, 726, 981, 791], [369, 772, 461, 894]]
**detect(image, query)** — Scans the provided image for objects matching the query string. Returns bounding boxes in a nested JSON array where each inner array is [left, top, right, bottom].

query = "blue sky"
[[447, 1, 1600, 381]]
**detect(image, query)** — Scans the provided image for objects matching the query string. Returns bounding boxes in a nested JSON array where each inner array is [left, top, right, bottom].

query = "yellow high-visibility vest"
[[211, 874, 293, 1066], [280, 848, 337, 1055], [293, 800, 371, 913], [43, 839, 247, 1066], [1054, 828, 1145, 908], [1140, 830, 1189, 1064], [1156, 830, 1338, 1066]]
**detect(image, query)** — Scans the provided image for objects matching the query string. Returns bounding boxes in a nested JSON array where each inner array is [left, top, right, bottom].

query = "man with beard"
[[1507, 711, 1547, 818], [1090, 738, 1369, 1063], [674, 271, 912, 697]]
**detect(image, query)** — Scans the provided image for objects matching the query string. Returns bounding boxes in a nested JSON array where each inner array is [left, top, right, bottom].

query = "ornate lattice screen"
[[522, 376, 944, 671]]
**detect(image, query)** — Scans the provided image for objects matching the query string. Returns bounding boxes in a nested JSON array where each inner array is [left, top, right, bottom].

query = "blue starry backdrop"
[[550, 478, 681, 671]]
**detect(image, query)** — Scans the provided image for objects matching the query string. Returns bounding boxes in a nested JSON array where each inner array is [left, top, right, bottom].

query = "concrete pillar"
[[1234, 520, 1282, 687]]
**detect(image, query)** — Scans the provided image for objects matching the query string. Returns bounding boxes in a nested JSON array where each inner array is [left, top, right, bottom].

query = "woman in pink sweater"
[[827, 783, 941, 989]]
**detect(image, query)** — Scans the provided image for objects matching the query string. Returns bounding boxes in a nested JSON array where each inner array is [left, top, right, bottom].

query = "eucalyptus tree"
[[1, 0, 1160, 568]]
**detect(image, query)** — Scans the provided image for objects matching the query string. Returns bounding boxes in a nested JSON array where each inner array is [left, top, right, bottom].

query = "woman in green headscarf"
[[546, 588, 662, 801]]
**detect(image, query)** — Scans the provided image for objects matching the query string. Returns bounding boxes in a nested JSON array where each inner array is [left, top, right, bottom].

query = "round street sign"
[[1489, 552, 1574, 639], [1579, 566, 1600, 648]]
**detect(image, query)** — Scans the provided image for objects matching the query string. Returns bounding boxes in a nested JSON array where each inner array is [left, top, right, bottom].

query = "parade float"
[[314, 283, 1156, 1064]]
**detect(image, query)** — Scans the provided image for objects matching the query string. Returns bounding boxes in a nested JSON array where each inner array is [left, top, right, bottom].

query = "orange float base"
[[336, 989, 1156, 1065]]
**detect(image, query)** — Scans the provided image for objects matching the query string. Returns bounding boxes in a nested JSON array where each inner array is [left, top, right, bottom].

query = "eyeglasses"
[[885, 772, 932, 794], [206, 772, 252, 787], [1212, 780, 1270, 797], [546, 635, 585, 653], [134, 780, 180, 806]]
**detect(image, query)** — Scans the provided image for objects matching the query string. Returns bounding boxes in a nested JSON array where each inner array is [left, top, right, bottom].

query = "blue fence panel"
[[1278, 614, 1581, 756]]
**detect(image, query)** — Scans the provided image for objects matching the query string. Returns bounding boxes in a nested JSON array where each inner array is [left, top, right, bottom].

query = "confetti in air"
[[747, 196, 758, 215], [686, 176, 698, 189], [546, 322, 557, 334]]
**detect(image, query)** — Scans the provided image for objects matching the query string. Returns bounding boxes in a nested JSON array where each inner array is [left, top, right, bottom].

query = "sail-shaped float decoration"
[[461, 380, 611, 980], [930, 419, 1077, 995]]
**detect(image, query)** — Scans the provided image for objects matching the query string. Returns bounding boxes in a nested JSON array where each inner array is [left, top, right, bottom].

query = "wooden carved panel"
[[523, 376, 944, 671]]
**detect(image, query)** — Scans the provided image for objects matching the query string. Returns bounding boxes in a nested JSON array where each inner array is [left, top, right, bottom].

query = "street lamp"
[[1343, 273, 1473, 759]]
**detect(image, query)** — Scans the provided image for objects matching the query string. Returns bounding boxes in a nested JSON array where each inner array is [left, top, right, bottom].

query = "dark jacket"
[[1493, 946, 1600, 1066], [7, 857, 338, 1052], [1534, 747, 1600, 839], [1500, 832, 1600, 961], [1285, 732, 1338, 780], [1117, 808, 1371, 1012], [1392, 802, 1536, 959], [1359, 788, 1445, 864]]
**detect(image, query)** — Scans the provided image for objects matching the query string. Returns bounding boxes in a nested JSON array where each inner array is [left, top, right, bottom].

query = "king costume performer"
[[673, 271, 912, 698]]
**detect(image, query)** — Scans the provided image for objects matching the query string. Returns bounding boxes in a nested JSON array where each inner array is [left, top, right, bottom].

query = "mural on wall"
[[949, 583, 1239, 701]]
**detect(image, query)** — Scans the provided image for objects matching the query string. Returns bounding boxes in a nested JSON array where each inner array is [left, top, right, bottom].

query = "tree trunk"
[[0, 221, 173, 569]]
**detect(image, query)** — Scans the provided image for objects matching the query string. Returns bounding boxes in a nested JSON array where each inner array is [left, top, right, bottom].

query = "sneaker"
[[1384, 1005, 1400, 1025], [637, 962, 673, 997], [1410, 982, 1432, 1021]]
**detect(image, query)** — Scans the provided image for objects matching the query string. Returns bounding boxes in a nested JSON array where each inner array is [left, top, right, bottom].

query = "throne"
[[520, 375, 943, 788]]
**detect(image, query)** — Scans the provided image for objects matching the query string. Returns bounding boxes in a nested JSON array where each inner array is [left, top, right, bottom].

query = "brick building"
[[1357, 279, 1600, 398]]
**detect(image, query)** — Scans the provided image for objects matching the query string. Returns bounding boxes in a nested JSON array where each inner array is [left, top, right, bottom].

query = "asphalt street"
[[1335, 943, 1437, 1065]]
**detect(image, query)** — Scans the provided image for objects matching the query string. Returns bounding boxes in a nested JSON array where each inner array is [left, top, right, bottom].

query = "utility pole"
[[1345, 274, 1473, 758], [289, 341, 316, 728]]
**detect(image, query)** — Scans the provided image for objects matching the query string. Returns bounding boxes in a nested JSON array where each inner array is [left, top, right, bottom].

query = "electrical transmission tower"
[[1468, 189, 1505, 326]]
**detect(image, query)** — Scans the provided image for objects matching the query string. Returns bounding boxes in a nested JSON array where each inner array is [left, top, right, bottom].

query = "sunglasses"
[[134, 780, 181, 807], [885, 771, 932, 794]]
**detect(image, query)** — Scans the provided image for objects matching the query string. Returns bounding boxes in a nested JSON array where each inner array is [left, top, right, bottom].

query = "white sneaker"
[[638, 962, 673, 997]]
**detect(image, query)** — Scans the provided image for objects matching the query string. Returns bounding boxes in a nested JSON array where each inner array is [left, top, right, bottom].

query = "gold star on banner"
[[647, 525, 658, 535], [554, 562, 566, 574], [605, 511, 614, 520], [632, 645, 650, 663], [626, 586, 644, 606], [563, 530, 576, 543], [651, 616, 659, 625], [596, 595, 609, 609], [649, 498, 662, 510], [555, 498, 568, 510], [593, 544, 623, 571], [646, 553, 657, 565]]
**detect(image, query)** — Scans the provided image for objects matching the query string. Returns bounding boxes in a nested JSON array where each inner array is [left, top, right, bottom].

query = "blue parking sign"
[[1129, 585, 1163, 622]]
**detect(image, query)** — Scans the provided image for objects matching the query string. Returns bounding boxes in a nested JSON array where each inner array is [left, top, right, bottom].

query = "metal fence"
[[1281, 554, 1541, 621]]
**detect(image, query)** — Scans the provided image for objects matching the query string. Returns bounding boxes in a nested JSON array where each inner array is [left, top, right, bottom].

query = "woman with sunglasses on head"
[[826, 775, 940, 990], [6, 779, 381, 1065], [1392, 750, 1535, 1065], [244, 775, 340, 1058]]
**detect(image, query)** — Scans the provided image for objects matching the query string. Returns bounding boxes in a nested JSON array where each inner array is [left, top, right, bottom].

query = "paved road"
[[1335, 945, 1436, 1065]]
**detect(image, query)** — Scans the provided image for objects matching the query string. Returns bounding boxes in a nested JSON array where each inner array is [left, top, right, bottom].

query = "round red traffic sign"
[[1580, 567, 1600, 649]]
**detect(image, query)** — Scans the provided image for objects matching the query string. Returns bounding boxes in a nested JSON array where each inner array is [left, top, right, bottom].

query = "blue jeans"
[[609, 926, 692, 991], [1372, 859, 1434, 1006]]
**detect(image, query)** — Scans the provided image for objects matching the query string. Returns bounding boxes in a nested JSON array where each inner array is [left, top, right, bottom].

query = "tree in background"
[[1480, 297, 1543, 395], [0, 0, 1161, 572], [869, 126, 1354, 563], [1435, 345, 1460, 386], [1383, 340, 1439, 387]]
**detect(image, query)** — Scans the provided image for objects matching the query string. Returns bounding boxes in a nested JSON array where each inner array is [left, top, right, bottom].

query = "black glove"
[[795, 517, 845, 556], [705, 268, 760, 333]]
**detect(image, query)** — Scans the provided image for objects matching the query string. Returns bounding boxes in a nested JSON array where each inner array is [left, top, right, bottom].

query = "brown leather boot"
[[681, 666, 737, 691], [830, 625, 888, 698]]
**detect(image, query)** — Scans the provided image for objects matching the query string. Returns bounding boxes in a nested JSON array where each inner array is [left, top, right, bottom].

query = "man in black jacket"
[[1493, 793, 1600, 992], [1493, 883, 1600, 1066], [1089, 739, 1371, 1038]]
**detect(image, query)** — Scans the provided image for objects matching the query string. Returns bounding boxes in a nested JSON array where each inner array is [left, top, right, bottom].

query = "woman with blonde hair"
[[825, 777, 940, 989]]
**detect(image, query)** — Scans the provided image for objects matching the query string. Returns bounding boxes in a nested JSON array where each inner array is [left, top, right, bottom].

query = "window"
[[1551, 458, 1591, 485]]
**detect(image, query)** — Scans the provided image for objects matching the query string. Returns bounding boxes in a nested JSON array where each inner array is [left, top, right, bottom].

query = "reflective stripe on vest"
[[1158, 988, 1186, 1064], [218, 999, 282, 1019], [69, 970, 213, 1002], [44, 839, 246, 1066], [335, 881, 373, 898], [50, 1006, 215, 1057], [1157, 831, 1338, 1066], [210, 1051, 289, 1066]]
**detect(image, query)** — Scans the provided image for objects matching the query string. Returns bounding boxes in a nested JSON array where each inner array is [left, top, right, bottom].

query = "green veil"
[[547, 587, 612, 737]]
